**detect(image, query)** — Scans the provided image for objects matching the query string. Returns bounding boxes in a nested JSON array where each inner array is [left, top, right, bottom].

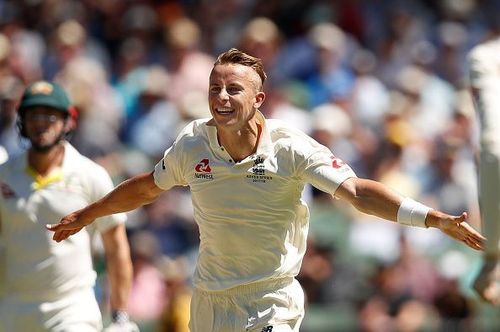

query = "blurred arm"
[[101, 223, 133, 313]]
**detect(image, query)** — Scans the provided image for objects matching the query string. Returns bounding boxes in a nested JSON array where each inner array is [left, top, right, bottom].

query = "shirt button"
[[229, 159, 232, 162], [221, 147, 224, 151]]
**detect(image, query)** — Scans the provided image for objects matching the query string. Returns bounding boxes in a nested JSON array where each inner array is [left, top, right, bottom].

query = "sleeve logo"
[[331, 156, 346, 169]]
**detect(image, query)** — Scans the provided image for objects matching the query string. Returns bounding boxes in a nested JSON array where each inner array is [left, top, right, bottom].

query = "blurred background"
[[1, 0, 499, 331]]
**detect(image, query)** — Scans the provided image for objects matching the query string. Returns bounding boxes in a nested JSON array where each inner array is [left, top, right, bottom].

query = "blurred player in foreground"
[[48, 49, 485, 331], [469, 34, 500, 305], [0, 81, 138, 331]]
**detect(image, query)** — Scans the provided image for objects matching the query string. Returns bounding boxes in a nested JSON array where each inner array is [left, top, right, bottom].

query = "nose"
[[217, 88, 230, 101]]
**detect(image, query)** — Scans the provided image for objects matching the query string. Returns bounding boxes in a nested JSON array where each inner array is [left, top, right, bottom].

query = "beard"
[[30, 130, 66, 153]]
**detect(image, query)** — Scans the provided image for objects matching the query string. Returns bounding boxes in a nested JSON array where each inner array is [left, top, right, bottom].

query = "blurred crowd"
[[1, 0, 500, 331]]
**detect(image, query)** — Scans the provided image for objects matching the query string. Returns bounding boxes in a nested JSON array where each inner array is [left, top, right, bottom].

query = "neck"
[[217, 122, 262, 162], [28, 142, 65, 176]]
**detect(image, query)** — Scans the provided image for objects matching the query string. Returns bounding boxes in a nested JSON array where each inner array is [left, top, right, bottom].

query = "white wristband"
[[397, 197, 431, 228]]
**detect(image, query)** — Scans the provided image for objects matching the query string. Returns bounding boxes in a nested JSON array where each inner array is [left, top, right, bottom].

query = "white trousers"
[[189, 277, 305, 332]]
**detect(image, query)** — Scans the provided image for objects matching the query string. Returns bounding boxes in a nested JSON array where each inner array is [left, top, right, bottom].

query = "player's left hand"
[[428, 211, 486, 250], [103, 321, 140, 332]]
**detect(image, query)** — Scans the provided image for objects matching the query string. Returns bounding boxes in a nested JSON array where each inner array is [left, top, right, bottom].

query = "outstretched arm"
[[335, 177, 485, 250], [47, 171, 164, 242]]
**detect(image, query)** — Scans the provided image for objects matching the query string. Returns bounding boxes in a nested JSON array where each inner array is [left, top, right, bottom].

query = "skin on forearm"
[[337, 178, 446, 228], [80, 172, 164, 222], [102, 225, 133, 311], [335, 177, 403, 221]]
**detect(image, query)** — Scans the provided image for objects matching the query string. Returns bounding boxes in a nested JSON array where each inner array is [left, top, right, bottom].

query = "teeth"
[[217, 107, 233, 114]]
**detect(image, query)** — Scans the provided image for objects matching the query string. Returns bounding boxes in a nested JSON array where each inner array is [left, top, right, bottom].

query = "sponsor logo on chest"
[[194, 158, 214, 180], [192, 156, 275, 183]]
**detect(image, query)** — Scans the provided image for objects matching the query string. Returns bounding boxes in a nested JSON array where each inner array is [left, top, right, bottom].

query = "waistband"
[[195, 277, 295, 296]]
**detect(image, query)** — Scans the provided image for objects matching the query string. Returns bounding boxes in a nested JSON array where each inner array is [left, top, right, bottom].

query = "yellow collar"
[[25, 165, 64, 190]]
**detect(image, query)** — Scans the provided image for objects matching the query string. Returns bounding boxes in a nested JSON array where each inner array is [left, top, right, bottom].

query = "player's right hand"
[[46, 210, 93, 242]]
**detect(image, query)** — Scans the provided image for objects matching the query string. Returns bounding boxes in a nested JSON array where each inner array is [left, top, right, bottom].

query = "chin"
[[30, 138, 63, 153], [214, 117, 235, 127], [31, 143, 54, 153]]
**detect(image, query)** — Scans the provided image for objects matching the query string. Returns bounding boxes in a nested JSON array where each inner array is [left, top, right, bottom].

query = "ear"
[[64, 116, 77, 133], [254, 91, 266, 109], [64, 106, 78, 133]]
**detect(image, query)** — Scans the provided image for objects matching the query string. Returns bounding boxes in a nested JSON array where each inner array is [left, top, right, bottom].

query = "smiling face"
[[23, 106, 67, 152], [208, 63, 265, 132]]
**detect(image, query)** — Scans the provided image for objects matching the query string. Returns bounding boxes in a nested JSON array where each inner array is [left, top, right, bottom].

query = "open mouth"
[[216, 107, 235, 115]]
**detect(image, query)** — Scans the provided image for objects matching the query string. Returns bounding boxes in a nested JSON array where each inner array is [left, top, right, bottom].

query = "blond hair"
[[213, 48, 267, 90]]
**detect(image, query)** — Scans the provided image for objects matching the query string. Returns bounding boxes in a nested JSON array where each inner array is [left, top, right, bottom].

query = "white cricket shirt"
[[0, 142, 126, 302], [469, 37, 500, 154], [154, 112, 356, 291]]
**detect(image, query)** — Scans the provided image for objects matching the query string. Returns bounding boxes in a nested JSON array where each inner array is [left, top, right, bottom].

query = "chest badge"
[[247, 156, 272, 183]]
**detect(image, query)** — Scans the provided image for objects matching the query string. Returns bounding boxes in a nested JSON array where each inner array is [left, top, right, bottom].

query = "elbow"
[[146, 181, 164, 202], [138, 190, 161, 205]]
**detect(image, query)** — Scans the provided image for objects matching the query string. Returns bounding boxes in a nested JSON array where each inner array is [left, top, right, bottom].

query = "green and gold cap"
[[19, 81, 71, 113]]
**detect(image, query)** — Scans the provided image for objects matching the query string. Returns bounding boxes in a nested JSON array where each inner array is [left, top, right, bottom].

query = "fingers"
[[446, 220, 486, 251], [51, 227, 84, 242], [460, 222, 486, 250], [45, 220, 76, 232], [45, 223, 62, 231], [46, 216, 85, 233], [47, 212, 88, 242], [52, 230, 67, 242], [463, 236, 484, 251], [46, 223, 71, 242], [460, 222, 486, 246], [461, 223, 487, 241], [53, 230, 71, 242]]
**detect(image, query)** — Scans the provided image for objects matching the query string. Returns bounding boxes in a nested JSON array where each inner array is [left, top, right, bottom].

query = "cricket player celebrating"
[[48, 49, 485, 331], [469, 34, 500, 305], [0, 81, 138, 331]]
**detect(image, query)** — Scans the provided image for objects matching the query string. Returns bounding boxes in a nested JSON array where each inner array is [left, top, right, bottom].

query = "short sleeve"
[[153, 142, 188, 190], [296, 138, 356, 195]]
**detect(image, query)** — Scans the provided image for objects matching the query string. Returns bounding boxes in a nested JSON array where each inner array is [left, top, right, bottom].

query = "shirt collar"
[[253, 111, 272, 157], [23, 142, 70, 190]]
